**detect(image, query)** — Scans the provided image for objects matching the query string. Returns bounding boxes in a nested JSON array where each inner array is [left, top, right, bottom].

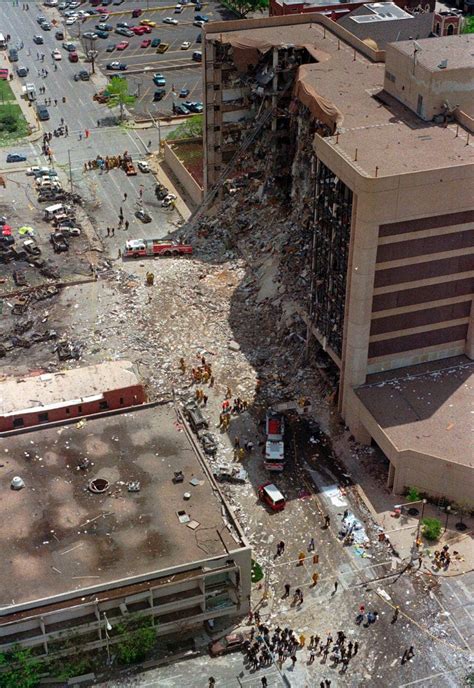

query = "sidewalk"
[[7, 75, 42, 143], [150, 154, 193, 222]]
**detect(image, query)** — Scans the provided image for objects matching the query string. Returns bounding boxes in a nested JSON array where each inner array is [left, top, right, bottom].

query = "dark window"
[[38, 412, 49, 423], [214, 125, 220, 132], [447, 23, 454, 35], [13, 418, 24, 428], [120, 397, 124, 405], [416, 94, 423, 116], [65, 408, 70, 414], [78, 405, 82, 413], [99, 401, 108, 410], [213, 84, 220, 91], [435, 22, 440, 34], [214, 105, 220, 112]]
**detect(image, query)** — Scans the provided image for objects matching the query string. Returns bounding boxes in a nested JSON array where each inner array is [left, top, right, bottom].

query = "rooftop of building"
[[274, 0, 360, 5], [0, 404, 242, 609], [206, 16, 473, 176], [348, 2, 413, 21], [391, 34, 474, 71], [355, 356, 473, 468], [0, 361, 141, 417]]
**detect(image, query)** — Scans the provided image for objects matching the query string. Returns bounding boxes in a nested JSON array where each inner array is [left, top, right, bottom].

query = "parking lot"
[[63, 0, 234, 116]]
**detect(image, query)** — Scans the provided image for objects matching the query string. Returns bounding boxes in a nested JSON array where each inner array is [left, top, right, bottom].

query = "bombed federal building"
[[200, 15, 474, 504]]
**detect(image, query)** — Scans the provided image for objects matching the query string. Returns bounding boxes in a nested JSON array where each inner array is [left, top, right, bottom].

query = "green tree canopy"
[[225, 0, 269, 18], [167, 114, 203, 140], [106, 77, 136, 121]]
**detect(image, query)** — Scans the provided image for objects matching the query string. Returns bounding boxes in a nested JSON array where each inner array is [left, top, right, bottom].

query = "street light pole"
[[67, 149, 73, 192], [103, 613, 112, 663], [444, 505, 451, 533], [415, 498, 427, 542]]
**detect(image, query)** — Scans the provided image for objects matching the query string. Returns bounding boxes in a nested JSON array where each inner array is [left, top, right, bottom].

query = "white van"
[[44, 203, 69, 220]]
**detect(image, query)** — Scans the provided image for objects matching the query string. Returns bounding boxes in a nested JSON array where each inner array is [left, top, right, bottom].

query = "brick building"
[[202, 16, 473, 503], [269, 0, 436, 18], [0, 360, 146, 433]]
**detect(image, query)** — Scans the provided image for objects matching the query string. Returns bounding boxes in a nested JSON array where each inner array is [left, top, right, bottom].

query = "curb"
[[82, 3, 208, 19]]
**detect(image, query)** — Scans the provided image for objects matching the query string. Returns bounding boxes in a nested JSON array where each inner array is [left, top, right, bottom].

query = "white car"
[[65, 16, 77, 25], [163, 17, 178, 24], [52, 49, 62, 60], [193, 20, 205, 28], [137, 160, 150, 173], [26, 165, 49, 176], [180, 41, 191, 49]]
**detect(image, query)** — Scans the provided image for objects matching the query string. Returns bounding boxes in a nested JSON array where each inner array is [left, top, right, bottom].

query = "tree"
[[421, 517, 442, 541], [167, 114, 203, 140], [0, 647, 43, 688], [106, 77, 136, 121], [225, 0, 268, 18]]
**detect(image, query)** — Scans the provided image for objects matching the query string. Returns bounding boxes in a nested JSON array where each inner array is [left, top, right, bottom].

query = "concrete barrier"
[[163, 138, 204, 207]]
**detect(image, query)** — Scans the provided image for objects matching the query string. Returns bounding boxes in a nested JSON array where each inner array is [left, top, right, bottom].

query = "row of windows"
[[10, 398, 129, 428]]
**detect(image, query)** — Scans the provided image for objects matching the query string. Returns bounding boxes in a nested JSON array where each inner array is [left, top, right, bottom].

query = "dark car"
[[135, 209, 152, 223], [50, 232, 69, 253], [209, 633, 246, 657], [183, 401, 208, 432], [33, 35, 44, 44], [192, 50, 202, 62], [153, 88, 166, 101], [73, 70, 90, 81], [132, 8, 142, 17], [196, 33, 202, 43], [174, 104, 190, 115], [195, 14, 208, 21], [195, 2, 202, 9], [106, 43, 116, 52], [151, 38, 161, 48], [7, 153, 27, 163], [97, 30, 109, 38], [55, 30, 64, 40], [0, 234, 15, 248], [179, 87, 190, 98], [16, 66, 29, 77], [96, 22, 113, 31], [36, 105, 50, 121], [63, 42, 76, 51], [8, 49, 19, 62]]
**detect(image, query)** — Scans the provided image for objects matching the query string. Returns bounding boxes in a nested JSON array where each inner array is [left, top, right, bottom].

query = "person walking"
[[277, 541, 285, 556], [353, 641, 359, 656], [125, 220, 129, 231], [311, 572, 319, 587], [283, 583, 290, 598], [332, 580, 338, 595], [261, 678, 268, 688], [324, 515, 330, 528], [290, 654, 297, 668], [308, 537, 315, 552], [402, 646, 414, 664], [298, 551, 306, 566], [391, 606, 400, 624], [106, 227, 110, 237], [111, 227, 115, 236], [123, 192, 127, 201], [208, 678, 216, 687]]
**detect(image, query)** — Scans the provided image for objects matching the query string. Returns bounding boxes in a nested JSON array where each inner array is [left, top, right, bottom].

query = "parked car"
[[175, 3, 183, 12], [33, 35, 44, 44], [193, 19, 204, 27], [213, 464, 248, 483], [184, 100, 203, 113], [55, 30, 64, 40], [26, 165, 50, 176], [192, 50, 202, 62], [36, 104, 50, 121], [83, 31, 98, 40], [132, 26, 146, 35], [137, 160, 150, 172], [151, 38, 161, 48], [50, 232, 69, 253], [141, 19, 156, 27], [62, 43, 76, 52], [163, 17, 178, 24], [179, 87, 190, 98], [153, 73, 166, 86], [16, 66, 29, 77], [106, 43, 116, 52], [23, 238, 41, 256], [156, 43, 169, 53], [68, 51, 79, 63], [140, 39, 151, 48], [8, 49, 19, 62], [51, 49, 62, 60], [97, 30, 109, 38], [174, 104, 190, 115], [106, 61, 127, 70], [115, 27, 133, 37], [153, 88, 166, 101], [131, 208, 150, 224], [209, 633, 246, 657], [73, 70, 90, 81], [183, 400, 208, 432], [132, 7, 142, 17], [258, 482, 286, 511], [195, 14, 209, 21], [7, 153, 27, 163], [200, 431, 219, 456], [116, 41, 129, 50], [96, 22, 113, 31], [180, 41, 191, 49]]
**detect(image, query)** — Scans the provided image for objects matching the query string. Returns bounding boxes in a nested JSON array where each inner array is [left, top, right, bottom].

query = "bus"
[[0, 34, 8, 50]]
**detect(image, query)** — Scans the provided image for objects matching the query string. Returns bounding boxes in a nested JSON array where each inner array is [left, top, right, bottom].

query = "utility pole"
[[68, 149, 73, 192]]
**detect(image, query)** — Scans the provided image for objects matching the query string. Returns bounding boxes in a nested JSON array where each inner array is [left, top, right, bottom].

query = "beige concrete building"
[[0, 404, 251, 657], [202, 17, 473, 504]]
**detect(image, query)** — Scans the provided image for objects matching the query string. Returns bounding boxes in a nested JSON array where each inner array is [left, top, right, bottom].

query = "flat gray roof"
[[0, 405, 242, 609], [356, 356, 473, 468], [392, 35, 474, 72]]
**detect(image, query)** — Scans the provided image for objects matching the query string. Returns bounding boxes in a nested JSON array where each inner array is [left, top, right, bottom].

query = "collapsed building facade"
[[202, 16, 474, 504]]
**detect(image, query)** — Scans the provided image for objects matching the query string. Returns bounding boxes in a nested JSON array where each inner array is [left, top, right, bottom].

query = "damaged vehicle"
[[212, 464, 248, 484], [50, 232, 69, 253]]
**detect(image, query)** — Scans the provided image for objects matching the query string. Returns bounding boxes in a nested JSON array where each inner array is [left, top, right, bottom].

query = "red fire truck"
[[123, 239, 193, 258]]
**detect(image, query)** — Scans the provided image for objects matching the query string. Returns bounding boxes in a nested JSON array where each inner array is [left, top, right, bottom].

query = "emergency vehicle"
[[123, 238, 192, 258], [264, 410, 285, 472]]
